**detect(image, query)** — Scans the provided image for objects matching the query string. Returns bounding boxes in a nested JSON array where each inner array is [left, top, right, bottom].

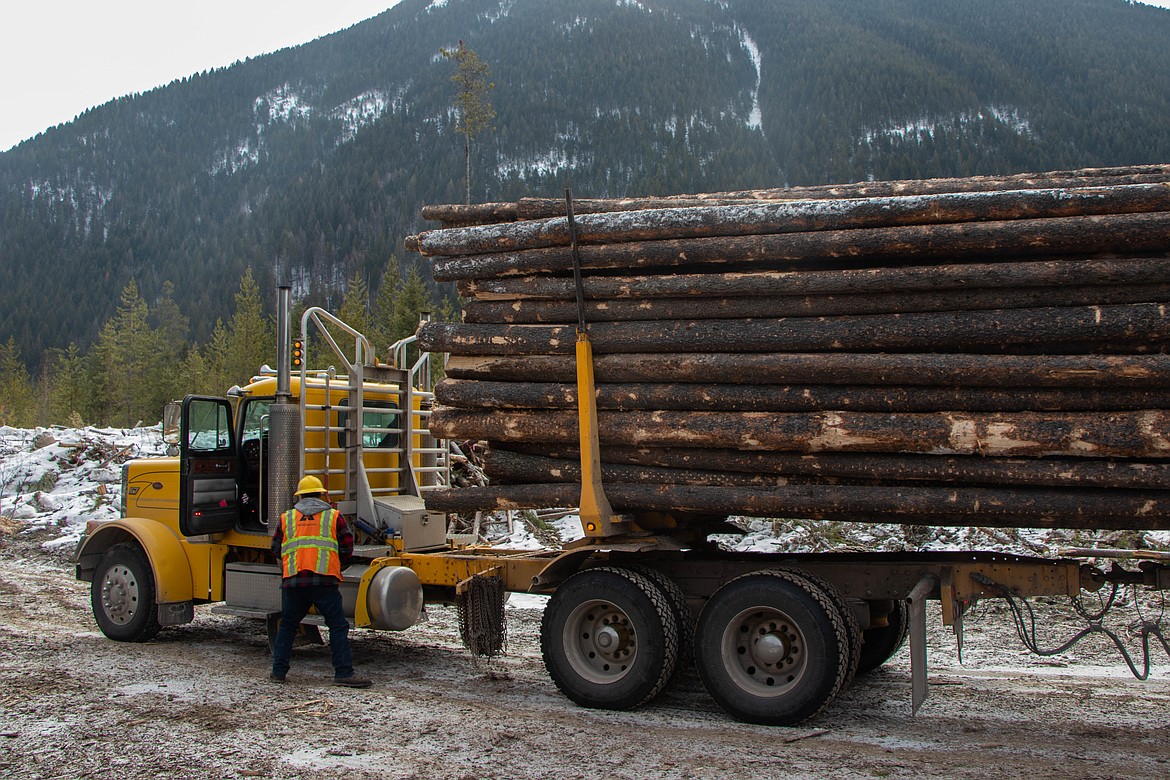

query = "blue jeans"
[[271, 584, 354, 679]]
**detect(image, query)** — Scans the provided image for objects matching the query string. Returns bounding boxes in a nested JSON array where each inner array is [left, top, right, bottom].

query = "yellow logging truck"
[[76, 284, 1170, 726]]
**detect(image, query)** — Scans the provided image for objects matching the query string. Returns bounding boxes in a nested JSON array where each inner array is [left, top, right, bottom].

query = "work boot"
[[269, 672, 286, 683], [333, 675, 372, 689]]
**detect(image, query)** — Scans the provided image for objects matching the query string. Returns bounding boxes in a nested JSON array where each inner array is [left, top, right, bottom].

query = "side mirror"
[[162, 401, 182, 445]]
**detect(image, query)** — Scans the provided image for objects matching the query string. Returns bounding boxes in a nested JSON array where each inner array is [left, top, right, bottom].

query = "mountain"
[[2, 0, 1170, 365]]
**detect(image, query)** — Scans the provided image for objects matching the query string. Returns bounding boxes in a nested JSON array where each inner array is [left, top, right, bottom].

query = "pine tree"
[[440, 41, 496, 204], [225, 268, 272, 386], [47, 343, 89, 426], [370, 255, 403, 359], [338, 271, 372, 358], [201, 319, 233, 396], [151, 280, 191, 410], [0, 337, 35, 427], [92, 280, 158, 427]]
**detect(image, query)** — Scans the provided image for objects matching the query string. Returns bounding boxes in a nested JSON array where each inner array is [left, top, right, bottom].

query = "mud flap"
[[907, 574, 938, 716], [158, 601, 194, 627]]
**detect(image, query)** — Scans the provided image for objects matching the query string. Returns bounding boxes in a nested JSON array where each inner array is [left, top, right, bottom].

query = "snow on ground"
[[0, 425, 167, 550]]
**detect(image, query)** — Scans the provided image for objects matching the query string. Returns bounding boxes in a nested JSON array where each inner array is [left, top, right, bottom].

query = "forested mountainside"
[[2, 0, 1169, 366]]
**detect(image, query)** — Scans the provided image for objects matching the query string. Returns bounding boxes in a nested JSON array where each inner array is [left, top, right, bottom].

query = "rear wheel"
[[783, 569, 861, 690], [541, 566, 679, 710], [694, 569, 848, 725], [91, 543, 161, 642], [625, 565, 693, 675], [857, 600, 910, 675]]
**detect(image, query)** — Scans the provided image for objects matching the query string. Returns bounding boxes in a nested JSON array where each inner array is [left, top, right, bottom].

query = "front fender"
[[75, 518, 194, 604]]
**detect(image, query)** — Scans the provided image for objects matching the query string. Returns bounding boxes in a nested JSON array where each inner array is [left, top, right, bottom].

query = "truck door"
[[179, 396, 239, 536]]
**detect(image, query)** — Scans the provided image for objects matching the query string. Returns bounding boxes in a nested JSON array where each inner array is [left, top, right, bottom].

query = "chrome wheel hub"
[[100, 564, 140, 625]]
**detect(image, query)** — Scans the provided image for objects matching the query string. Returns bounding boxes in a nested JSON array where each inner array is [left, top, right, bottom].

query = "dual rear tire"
[[541, 566, 859, 725]]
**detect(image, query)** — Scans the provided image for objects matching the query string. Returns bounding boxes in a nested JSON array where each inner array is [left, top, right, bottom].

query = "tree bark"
[[422, 483, 1170, 529], [430, 212, 1170, 281], [501, 444, 1170, 489], [414, 166, 1170, 227], [420, 302, 1170, 356], [457, 256, 1170, 301], [435, 378, 1170, 413], [442, 353, 1170, 388], [412, 184, 1170, 257], [460, 283, 1170, 324], [430, 408, 1170, 458], [511, 166, 1170, 219]]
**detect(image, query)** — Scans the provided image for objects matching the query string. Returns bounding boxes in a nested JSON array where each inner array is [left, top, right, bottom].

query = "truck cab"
[[76, 296, 447, 643]]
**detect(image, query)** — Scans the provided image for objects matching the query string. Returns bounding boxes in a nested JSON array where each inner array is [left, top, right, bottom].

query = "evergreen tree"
[[47, 343, 89, 426], [387, 266, 433, 370], [370, 255, 403, 359], [151, 280, 191, 409], [338, 271, 372, 358], [92, 280, 158, 427], [0, 338, 35, 427], [440, 41, 496, 204], [225, 268, 272, 386], [201, 319, 233, 396]]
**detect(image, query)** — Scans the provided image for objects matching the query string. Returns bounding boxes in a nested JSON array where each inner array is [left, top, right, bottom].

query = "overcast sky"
[[3, 0, 1169, 152], [0, 1, 404, 152]]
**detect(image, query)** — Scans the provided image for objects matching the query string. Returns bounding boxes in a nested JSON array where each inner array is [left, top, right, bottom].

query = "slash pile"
[[408, 166, 1170, 533]]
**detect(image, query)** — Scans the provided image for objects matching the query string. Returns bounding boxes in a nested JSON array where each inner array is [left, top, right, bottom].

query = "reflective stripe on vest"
[[280, 507, 342, 580]]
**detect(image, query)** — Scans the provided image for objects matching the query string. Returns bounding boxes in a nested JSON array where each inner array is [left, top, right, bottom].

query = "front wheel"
[[541, 566, 679, 710], [91, 543, 161, 642]]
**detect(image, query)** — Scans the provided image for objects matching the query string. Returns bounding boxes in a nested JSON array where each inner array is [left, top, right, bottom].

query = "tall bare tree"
[[440, 41, 496, 204]]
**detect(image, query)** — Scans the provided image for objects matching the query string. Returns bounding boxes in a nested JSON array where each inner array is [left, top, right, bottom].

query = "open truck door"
[[178, 395, 239, 536]]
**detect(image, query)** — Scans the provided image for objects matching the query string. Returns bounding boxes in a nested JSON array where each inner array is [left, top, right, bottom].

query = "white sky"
[[0, 1, 405, 152], [2, 0, 1169, 153]]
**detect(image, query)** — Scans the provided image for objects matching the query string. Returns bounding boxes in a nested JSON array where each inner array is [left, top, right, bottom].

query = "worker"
[[269, 475, 372, 688]]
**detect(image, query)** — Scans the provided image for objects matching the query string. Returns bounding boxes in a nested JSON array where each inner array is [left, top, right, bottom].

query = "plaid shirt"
[[271, 504, 354, 589]]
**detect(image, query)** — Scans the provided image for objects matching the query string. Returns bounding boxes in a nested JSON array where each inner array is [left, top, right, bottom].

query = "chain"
[[456, 574, 507, 658]]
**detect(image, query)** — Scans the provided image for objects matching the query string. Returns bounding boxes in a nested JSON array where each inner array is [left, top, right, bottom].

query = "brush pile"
[[408, 166, 1170, 532]]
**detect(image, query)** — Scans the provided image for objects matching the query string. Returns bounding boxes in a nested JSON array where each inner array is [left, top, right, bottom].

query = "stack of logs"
[[409, 165, 1170, 532]]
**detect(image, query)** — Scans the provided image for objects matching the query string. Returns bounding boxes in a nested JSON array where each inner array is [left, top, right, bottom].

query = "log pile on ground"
[[410, 165, 1170, 532]]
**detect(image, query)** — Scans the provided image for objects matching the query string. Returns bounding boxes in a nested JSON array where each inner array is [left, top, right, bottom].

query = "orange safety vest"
[[279, 507, 343, 581]]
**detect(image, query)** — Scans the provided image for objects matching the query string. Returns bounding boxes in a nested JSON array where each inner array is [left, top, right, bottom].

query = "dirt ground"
[[3, 527, 1170, 780]]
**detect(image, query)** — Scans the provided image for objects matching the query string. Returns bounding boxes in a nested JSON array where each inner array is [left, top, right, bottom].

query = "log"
[[442, 353, 1170, 388], [420, 302, 1170, 356], [430, 212, 1170, 281], [415, 167, 1170, 226], [434, 378, 1170, 413], [429, 408, 1170, 458], [483, 448, 819, 488], [412, 184, 1170, 257], [422, 483, 1170, 529], [511, 166, 1170, 219], [457, 256, 1170, 301], [460, 283, 1170, 324], [503, 445, 1170, 490]]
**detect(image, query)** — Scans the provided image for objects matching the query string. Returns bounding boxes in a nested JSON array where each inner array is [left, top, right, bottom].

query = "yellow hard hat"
[[294, 475, 325, 496]]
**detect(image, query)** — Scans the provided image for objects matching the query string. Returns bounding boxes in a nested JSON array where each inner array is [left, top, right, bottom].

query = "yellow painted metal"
[[402, 549, 563, 593], [948, 560, 1082, 605], [78, 518, 206, 604], [575, 333, 622, 539]]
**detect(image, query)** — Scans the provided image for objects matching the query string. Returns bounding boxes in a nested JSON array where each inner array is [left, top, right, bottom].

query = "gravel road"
[[3, 526, 1170, 780]]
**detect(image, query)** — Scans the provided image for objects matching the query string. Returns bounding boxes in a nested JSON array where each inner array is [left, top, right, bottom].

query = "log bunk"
[[407, 165, 1170, 534]]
